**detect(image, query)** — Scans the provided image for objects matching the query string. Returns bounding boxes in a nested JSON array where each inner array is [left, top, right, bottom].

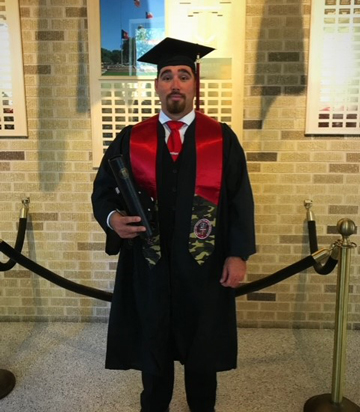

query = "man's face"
[[155, 65, 196, 119]]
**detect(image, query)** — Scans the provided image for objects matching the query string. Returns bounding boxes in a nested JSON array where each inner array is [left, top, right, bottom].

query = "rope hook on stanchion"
[[304, 218, 359, 412]]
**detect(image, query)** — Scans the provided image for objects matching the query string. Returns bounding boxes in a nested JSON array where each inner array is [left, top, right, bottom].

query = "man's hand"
[[220, 257, 247, 288], [109, 211, 146, 239]]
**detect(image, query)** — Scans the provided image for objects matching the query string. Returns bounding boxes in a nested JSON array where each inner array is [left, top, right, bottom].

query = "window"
[[306, 0, 360, 135], [0, 0, 27, 138]]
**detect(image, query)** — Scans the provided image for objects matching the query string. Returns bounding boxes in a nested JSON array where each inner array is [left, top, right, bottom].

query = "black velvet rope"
[[308, 220, 319, 254], [307, 220, 338, 275], [0, 217, 27, 272], [0, 240, 112, 302], [0, 212, 337, 302], [1, 237, 320, 302], [235, 255, 316, 297]]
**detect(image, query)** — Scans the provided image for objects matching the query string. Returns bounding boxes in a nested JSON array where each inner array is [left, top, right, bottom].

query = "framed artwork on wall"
[[100, 0, 165, 77], [306, 0, 360, 135], [0, 0, 27, 138]]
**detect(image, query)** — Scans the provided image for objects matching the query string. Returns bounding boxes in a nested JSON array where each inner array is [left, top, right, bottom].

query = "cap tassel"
[[195, 54, 200, 111]]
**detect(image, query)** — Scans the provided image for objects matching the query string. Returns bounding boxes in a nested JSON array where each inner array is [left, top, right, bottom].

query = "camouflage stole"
[[130, 112, 223, 267], [188, 112, 223, 265]]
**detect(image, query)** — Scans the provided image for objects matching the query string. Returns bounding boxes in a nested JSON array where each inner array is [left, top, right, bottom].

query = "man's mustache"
[[167, 92, 185, 99]]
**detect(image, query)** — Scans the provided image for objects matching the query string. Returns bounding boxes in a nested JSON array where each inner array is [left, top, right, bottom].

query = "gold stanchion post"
[[304, 218, 359, 412], [0, 199, 28, 399], [0, 370, 15, 399]]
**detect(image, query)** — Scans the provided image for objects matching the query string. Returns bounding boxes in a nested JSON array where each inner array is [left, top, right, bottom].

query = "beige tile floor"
[[0, 323, 359, 412]]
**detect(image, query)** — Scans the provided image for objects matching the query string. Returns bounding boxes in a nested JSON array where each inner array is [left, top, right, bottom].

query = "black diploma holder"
[[108, 155, 155, 239]]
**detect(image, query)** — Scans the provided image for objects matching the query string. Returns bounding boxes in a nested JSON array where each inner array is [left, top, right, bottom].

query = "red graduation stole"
[[130, 112, 223, 265]]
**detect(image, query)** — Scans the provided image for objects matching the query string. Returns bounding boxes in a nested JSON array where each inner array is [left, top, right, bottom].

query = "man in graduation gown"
[[92, 38, 256, 412]]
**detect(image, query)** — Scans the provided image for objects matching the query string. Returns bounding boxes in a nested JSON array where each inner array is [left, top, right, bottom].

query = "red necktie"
[[167, 121, 184, 161]]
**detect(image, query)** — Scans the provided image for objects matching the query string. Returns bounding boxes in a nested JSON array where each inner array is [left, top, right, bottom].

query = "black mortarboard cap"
[[137, 37, 215, 73]]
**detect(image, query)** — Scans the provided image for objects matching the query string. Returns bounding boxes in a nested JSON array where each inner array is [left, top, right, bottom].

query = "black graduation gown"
[[91, 116, 256, 376]]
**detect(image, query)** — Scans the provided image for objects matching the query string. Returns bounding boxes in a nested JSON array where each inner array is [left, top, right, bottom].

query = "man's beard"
[[166, 95, 186, 114]]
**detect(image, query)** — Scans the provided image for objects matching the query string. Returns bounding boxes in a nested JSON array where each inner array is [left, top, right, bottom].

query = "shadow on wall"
[[254, 1, 307, 124], [77, 18, 90, 115], [37, 6, 89, 192]]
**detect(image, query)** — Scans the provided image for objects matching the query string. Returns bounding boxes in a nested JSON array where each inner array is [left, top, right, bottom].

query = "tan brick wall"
[[0, 0, 359, 328], [0, 0, 115, 322], [240, 0, 360, 330]]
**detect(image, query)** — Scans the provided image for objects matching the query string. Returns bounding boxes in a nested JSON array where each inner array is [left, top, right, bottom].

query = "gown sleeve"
[[222, 123, 256, 259], [91, 127, 132, 255]]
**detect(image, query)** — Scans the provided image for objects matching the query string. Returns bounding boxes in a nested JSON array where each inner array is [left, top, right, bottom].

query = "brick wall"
[[0, 0, 114, 321], [240, 0, 360, 329], [0, 0, 359, 328]]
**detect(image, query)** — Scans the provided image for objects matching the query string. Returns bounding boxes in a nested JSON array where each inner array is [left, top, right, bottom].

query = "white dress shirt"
[[159, 109, 195, 143]]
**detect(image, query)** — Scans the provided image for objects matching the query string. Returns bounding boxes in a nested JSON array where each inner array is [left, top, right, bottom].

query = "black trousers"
[[140, 363, 217, 412]]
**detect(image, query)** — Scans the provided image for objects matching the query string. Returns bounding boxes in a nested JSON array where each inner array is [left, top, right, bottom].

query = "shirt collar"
[[159, 110, 195, 126]]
